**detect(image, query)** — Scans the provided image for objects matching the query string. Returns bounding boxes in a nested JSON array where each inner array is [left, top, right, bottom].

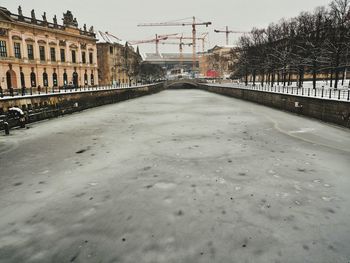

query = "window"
[[27, 44, 34, 60], [6, 71, 12, 89], [43, 72, 48, 87], [72, 72, 78, 87], [84, 73, 88, 85], [109, 46, 113, 54], [89, 52, 93, 64], [20, 70, 25, 88], [30, 72, 36, 87], [50, 47, 56, 62], [63, 72, 68, 85], [91, 73, 94, 85], [14, 43, 21, 59], [39, 46, 45, 61], [82, 51, 86, 64], [71, 50, 76, 63], [60, 49, 65, 62], [0, 41, 7, 57], [52, 72, 58, 86]]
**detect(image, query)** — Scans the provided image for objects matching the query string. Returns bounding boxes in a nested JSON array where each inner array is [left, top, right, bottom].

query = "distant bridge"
[[165, 79, 203, 89]]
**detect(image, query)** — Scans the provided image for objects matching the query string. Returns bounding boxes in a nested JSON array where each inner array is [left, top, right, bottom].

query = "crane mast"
[[192, 17, 196, 70], [161, 40, 192, 65]]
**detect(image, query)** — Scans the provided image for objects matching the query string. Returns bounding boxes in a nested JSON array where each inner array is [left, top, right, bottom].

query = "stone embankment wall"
[[0, 84, 165, 129], [199, 84, 350, 128]]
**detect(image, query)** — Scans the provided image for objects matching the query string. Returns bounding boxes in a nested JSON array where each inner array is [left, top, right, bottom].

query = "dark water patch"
[[302, 244, 309, 250], [75, 192, 86, 198], [326, 208, 336, 214], [70, 252, 79, 262], [176, 210, 184, 216]]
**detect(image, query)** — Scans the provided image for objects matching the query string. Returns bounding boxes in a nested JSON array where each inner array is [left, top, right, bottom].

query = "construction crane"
[[214, 26, 248, 45], [160, 41, 192, 65], [128, 33, 178, 55], [98, 31, 113, 43], [105, 31, 122, 42], [138, 17, 212, 70], [167, 32, 209, 53]]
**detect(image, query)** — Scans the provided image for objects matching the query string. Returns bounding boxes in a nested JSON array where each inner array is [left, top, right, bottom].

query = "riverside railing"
[[206, 83, 350, 102], [0, 83, 150, 99]]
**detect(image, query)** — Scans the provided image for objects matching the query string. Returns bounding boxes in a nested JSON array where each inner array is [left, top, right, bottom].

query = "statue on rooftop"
[[42, 12, 47, 22], [53, 15, 58, 26], [18, 6, 23, 16], [73, 18, 78, 27], [83, 24, 87, 32], [62, 10, 78, 28], [89, 26, 94, 33], [31, 9, 36, 22]]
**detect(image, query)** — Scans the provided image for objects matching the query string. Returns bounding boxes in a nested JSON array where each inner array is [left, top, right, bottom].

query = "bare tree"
[[232, 0, 350, 89]]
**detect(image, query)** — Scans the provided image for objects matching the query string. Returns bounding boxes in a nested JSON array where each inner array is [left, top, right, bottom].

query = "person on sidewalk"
[[21, 86, 26, 96]]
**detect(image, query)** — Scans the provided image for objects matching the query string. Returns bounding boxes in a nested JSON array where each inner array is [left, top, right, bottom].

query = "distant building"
[[97, 32, 142, 86], [142, 53, 199, 72], [0, 6, 98, 90], [199, 45, 238, 78]]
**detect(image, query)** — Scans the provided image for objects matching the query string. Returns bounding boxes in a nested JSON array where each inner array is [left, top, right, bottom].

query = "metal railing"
[[0, 83, 147, 99], [206, 83, 350, 102]]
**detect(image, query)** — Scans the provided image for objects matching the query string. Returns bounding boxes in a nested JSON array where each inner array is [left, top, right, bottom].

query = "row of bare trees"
[[233, 0, 350, 89]]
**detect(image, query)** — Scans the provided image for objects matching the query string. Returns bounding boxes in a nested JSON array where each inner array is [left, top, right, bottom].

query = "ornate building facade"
[[0, 6, 98, 90], [97, 37, 142, 86]]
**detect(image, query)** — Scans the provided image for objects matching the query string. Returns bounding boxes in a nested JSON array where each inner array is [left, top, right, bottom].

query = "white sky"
[[1, 0, 332, 54]]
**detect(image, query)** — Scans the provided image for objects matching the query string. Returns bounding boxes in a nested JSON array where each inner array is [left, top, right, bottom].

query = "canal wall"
[[0, 83, 165, 129], [199, 84, 350, 128]]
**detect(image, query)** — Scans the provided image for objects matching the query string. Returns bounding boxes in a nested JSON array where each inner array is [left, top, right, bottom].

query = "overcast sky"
[[2, 0, 331, 54]]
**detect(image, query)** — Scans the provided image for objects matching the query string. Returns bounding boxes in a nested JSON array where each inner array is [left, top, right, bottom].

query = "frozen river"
[[0, 89, 350, 263]]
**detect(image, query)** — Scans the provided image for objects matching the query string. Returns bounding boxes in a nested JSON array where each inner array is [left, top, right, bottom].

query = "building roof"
[[142, 52, 197, 62], [0, 6, 96, 38]]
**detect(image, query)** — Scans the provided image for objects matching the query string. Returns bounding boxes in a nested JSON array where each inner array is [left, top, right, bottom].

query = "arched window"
[[30, 72, 36, 87], [72, 72, 78, 87], [84, 73, 88, 86], [6, 71, 12, 89], [6, 69, 17, 89], [43, 72, 48, 87], [52, 73, 58, 87], [90, 73, 94, 86], [63, 72, 68, 85], [20, 72, 25, 88]]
